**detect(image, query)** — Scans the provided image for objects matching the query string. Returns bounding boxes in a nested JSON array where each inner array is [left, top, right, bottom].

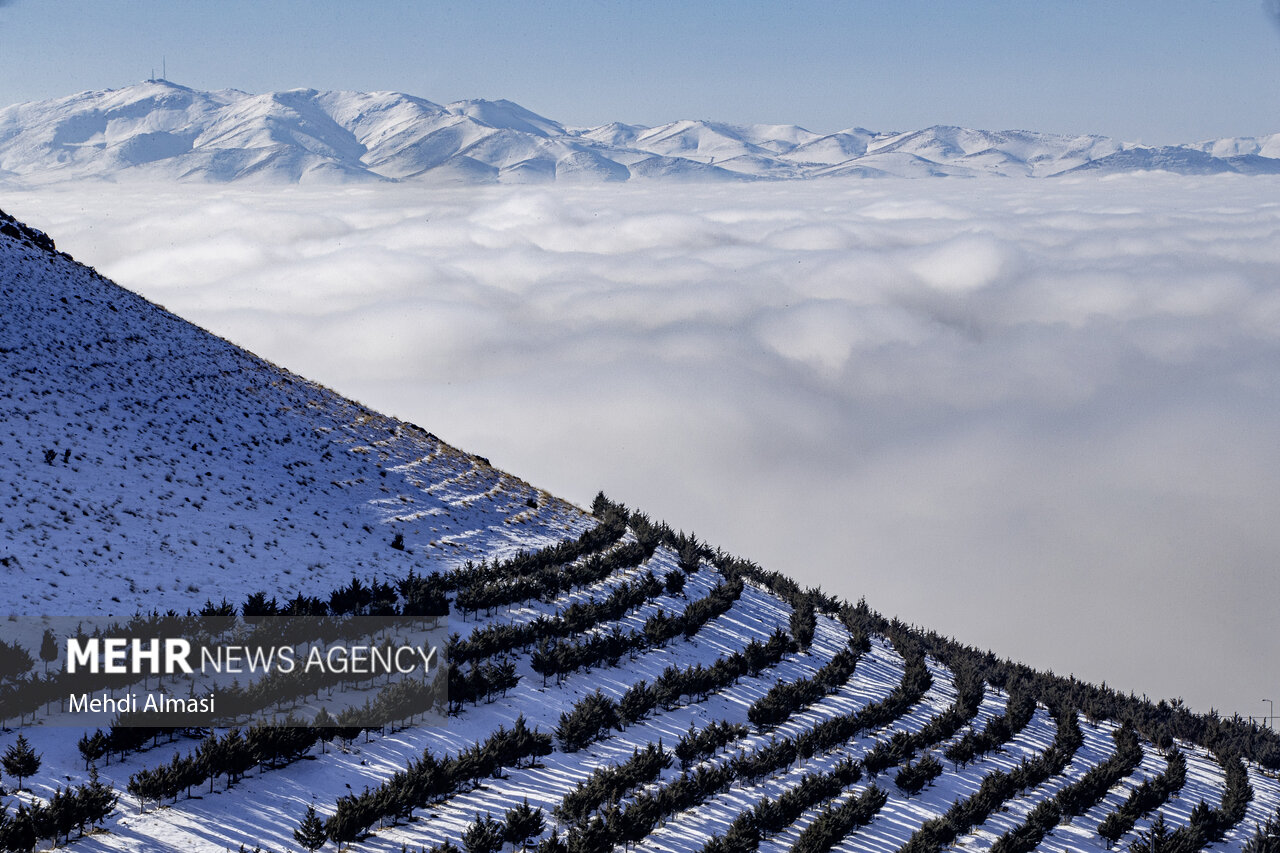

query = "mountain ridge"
[[2, 80, 1278, 185]]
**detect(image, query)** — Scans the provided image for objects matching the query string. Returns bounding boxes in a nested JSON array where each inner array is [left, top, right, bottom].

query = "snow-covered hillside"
[[1, 81, 1278, 185], [2, 208, 1280, 852], [0, 204, 586, 641]]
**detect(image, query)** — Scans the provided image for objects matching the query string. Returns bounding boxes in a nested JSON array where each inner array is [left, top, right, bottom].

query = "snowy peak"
[[1185, 131, 1280, 160], [0, 82, 1277, 184], [444, 97, 565, 137]]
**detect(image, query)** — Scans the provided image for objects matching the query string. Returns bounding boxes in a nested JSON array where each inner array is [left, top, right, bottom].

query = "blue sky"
[[2, 0, 1279, 143]]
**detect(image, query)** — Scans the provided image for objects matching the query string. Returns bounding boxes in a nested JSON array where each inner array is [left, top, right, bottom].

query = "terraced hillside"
[[1, 208, 1279, 853]]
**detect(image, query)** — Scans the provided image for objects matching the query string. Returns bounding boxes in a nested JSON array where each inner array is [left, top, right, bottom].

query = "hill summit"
[[0, 209, 1279, 851]]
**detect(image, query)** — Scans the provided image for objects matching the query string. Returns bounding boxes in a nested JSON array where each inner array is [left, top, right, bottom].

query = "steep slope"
[[0, 209, 1278, 853], [0, 206, 585, 643], [2, 81, 1279, 184]]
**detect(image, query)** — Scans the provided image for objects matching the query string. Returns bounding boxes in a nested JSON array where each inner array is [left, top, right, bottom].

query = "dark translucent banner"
[[0, 613, 448, 730]]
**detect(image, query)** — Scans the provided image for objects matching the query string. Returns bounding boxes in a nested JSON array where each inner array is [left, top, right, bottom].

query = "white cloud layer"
[[9, 174, 1280, 719]]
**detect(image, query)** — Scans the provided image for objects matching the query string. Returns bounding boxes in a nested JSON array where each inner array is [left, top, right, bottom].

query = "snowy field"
[[6, 174, 1280, 722]]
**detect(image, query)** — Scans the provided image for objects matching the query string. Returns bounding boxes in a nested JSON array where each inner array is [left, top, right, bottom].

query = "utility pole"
[[1265, 698, 1275, 729]]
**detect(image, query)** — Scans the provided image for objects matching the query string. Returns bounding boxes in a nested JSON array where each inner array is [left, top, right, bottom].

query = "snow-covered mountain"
[[1, 80, 1277, 185], [3, 209, 1280, 851]]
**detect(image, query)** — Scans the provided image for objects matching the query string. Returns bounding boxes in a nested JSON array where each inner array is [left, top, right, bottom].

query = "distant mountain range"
[[2, 80, 1279, 184]]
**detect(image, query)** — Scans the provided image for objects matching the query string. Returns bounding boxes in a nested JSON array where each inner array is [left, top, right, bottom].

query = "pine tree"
[[2, 804, 37, 853], [2, 733, 41, 791], [294, 804, 327, 852], [531, 639, 557, 688], [324, 794, 370, 851], [462, 812, 505, 853], [197, 732, 225, 793], [46, 786, 76, 846], [536, 830, 567, 853], [222, 727, 253, 787], [77, 728, 109, 770], [1130, 812, 1173, 853], [504, 799, 544, 852], [313, 707, 336, 754], [39, 628, 58, 674], [78, 767, 117, 832]]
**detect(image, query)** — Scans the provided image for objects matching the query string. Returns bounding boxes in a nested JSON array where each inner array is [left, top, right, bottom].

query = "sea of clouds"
[[8, 174, 1280, 720]]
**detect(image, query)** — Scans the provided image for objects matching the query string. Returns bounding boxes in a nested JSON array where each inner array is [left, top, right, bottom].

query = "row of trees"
[[555, 742, 670, 825], [318, 715, 552, 848], [456, 628, 926, 853], [1097, 746, 1186, 846], [697, 650, 966, 853], [0, 769, 116, 852], [1, 494, 628, 731], [1156, 751, 1253, 851], [454, 538, 656, 621], [458, 800, 547, 853], [791, 785, 890, 853], [125, 676, 442, 810], [452, 571, 668, 667], [944, 679, 1037, 769], [448, 657, 519, 711], [517, 494, 1274, 853], [449, 495, 640, 618], [565, 762, 739, 853], [833, 594, 1280, 771], [747, 634, 868, 729], [899, 706, 1084, 853], [75, 724, 184, 767], [700, 647, 985, 853], [1029, 743, 1249, 853], [674, 719, 749, 770], [988, 725, 1143, 853], [554, 691, 622, 753], [862, 663, 984, 778], [1052, 726, 1143, 819], [443, 492, 629, 597], [731, 645, 931, 789], [703, 757, 864, 853], [566, 639, 930, 853], [554, 627, 794, 753], [532, 577, 746, 687], [894, 754, 945, 798], [242, 571, 450, 627]]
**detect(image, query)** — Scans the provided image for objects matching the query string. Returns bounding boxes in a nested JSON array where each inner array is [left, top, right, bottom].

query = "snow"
[[1, 81, 1277, 185]]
